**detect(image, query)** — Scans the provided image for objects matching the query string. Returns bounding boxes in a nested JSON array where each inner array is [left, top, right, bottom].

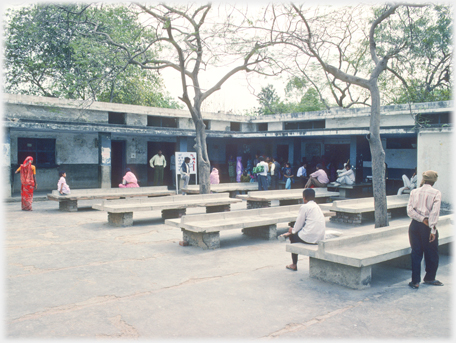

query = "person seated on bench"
[[281, 188, 326, 271], [330, 162, 355, 187], [304, 163, 329, 188], [57, 171, 71, 195], [398, 167, 417, 195], [210, 167, 220, 185], [119, 168, 139, 188]]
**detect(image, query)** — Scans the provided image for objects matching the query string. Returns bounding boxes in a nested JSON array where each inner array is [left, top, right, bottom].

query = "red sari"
[[19, 156, 35, 211]]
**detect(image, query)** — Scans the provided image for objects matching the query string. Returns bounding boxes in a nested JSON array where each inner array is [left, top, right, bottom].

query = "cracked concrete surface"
[[5, 199, 453, 339]]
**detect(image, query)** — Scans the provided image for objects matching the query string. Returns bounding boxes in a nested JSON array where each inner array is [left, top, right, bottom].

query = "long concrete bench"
[[286, 215, 453, 289], [165, 204, 335, 249], [182, 182, 259, 197], [47, 186, 175, 212], [236, 188, 340, 209], [326, 182, 373, 198], [329, 194, 410, 224], [92, 193, 241, 226]]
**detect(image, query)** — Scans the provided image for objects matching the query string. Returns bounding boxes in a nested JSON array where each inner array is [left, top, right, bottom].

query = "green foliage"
[[3, 4, 181, 109], [373, 4, 452, 104], [256, 83, 326, 115]]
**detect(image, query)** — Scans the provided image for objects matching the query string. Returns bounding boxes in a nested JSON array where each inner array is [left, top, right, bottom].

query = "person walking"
[[15, 156, 37, 211], [407, 170, 443, 289], [149, 150, 167, 186]]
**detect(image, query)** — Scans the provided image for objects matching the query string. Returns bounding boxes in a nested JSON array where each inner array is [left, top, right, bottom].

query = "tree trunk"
[[192, 107, 211, 194], [369, 82, 388, 228]]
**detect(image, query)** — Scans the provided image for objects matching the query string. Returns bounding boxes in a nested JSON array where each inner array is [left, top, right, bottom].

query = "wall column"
[[3, 128, 12, 198], [350, 136, 357, 168], [98, 132, 111, 188]]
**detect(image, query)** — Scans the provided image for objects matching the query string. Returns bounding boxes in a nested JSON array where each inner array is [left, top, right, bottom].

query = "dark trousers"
[[258, 175, 268, 191], [154, 166, 164, 186], [290, 233, 307, 265], [271, 175, 279, 190], [409, 219, 439, 284]]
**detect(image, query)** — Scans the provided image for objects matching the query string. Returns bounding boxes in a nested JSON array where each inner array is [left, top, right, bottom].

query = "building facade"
[[3, 93, 452, 203]]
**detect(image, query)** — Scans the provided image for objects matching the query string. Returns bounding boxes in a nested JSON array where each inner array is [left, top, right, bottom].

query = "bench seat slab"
[[309, 257, 372, 290]]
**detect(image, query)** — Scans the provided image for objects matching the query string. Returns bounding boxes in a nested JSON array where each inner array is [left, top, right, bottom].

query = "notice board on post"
[[175, 152, 198, 193]]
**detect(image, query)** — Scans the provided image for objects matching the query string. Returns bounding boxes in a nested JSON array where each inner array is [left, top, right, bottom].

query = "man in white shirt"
[[282, 188, 326, 271], [270, 157, 280, 190], [180, 157, 191, 195], [398, 167, 417, 195], [407, 170, 442, 289], [149, 150, 167, 186], [256, 156, 269, 191], [331, 163, 355, 186], [296, 162, 308, 188]]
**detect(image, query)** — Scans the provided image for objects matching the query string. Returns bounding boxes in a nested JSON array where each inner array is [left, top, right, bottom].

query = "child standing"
[[57, 171, 71, 195]]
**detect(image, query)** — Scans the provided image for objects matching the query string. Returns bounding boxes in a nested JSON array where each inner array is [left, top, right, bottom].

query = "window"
[[416, 112, 451, 126], [284, 120, 325, 130], [108, 112, 126, 125], [258, 123, 268, 131], [386, 137, 417, 149], [230, 122, 241, 131], [18, 138, 56, 167], [147, 116, 178, 128]]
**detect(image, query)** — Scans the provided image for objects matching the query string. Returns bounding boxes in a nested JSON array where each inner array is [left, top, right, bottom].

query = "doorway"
[[111, 140, 126, 188], [147, 142, 176, 186], [276, 144, 289, 165]]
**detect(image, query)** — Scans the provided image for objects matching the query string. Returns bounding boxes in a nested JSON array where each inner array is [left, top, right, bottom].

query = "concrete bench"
[[326, 182, 373, 198], [165, 204, 334, 249], [182, 182, 259, 197], [286, 215, 452, 289], [47, 186, 175, 212], [92, 193, 241, 226], [237, 188, 340, 209], [329, 194, 410, 224]]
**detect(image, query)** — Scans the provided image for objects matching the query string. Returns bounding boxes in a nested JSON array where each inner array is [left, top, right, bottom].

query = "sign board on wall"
[[175, 152, 198, 193]]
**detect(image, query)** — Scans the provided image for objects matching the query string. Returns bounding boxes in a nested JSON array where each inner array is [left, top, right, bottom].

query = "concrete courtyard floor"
[[4, 195, 454, 339]]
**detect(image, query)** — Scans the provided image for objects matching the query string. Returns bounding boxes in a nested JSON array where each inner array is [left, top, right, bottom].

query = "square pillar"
[[3, 128, 12, 198], [108, 212, 133, 227], [59, 200, 78, 212], [98, 133, 111, 189]]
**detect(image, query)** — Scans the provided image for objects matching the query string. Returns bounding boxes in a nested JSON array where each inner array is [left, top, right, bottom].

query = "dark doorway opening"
[[276, 144, 289, 166], [147, 142, 176, 186], [325, 144, 350, 168], [111, 140, 126, 188]]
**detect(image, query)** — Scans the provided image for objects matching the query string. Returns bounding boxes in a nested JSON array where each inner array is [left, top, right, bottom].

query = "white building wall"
[[416, 128, 452, 204]]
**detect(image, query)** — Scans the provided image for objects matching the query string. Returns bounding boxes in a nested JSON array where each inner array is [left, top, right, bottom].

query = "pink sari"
[[210, 168, 220, 184], [119, 171, 139, 188]]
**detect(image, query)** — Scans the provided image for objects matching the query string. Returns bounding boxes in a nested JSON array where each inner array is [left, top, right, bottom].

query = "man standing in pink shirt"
[[305, 163, 329, 188]]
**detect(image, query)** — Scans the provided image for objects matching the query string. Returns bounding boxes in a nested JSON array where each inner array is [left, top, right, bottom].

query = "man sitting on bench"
[[281, 188, 326, 271], [330, 161, 355, 187]]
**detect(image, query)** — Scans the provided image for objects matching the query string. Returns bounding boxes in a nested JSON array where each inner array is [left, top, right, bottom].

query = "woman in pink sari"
[[15, 156, 37, 211], [210, 167, 220, 184], [119, 168, 139, 188]]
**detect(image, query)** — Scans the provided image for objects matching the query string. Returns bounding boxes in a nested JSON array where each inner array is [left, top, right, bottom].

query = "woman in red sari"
[[15, 156, 37, 211]]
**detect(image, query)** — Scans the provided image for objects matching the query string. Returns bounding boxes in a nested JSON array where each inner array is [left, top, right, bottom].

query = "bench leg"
[[206, 204, 231, 213], [242, 224, 277, 240], [309, 257, 372, 289], [279, 199, 302, 206], [182, 229, 220, 249], [247, 200, 271, 209], [161, 209, 186, 220], [59, 200, 78, 212], [108, 212, 133, 227]]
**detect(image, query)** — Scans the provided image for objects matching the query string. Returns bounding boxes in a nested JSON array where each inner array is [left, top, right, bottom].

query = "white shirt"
[[407, 184, 441, 234], [257, 161, 269, 176], [337, 168, 355, 182], [297, 166, 307, 178], [150, 154, 167, 168], [270, 163, 276, 176], [292, 200, 326, 243]]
